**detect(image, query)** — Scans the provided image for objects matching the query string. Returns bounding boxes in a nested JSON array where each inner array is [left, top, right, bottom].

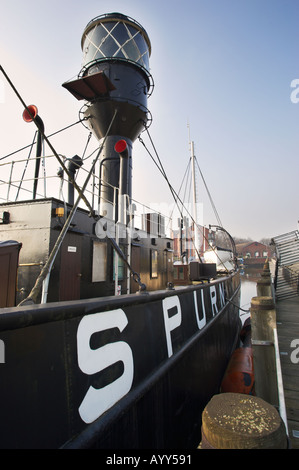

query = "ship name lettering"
[[210, 285, 218, 316], [76, 282, 227, 424], [219, 282, 226, 307], [77, 309, 134, 424], [162, 296, 182, 357], [210, 283, 225, 316], [193, 290, 206, 330]]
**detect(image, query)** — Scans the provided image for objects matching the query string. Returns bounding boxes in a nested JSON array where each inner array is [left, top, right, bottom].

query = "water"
[[239, 267, 263, 324], [240, 279, 256, 324]]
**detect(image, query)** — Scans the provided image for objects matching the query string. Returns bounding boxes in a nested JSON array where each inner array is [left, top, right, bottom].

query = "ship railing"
[[0, 154, 60, 202], [0, 153, 173, 239], [98, 181, 173, 240], [0, 152, 108, 209]]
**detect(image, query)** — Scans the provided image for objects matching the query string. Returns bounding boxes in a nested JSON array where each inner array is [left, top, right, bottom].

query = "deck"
[[276, 296, 299, 449]]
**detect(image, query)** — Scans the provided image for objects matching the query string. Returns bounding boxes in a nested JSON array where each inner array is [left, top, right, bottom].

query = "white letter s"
[[77, 309, 134, 423]]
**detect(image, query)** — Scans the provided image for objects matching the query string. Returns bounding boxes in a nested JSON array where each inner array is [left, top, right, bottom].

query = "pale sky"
[[0, 0, 298, 241]]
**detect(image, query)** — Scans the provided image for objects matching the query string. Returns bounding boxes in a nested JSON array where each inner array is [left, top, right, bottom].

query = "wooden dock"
[[276, 296, 299, 449]]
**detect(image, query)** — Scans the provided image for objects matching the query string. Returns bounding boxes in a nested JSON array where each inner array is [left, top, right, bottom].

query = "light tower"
[[63, 12, 153, 219]]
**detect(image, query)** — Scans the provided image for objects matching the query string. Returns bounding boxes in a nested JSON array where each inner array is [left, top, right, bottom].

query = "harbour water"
[[240, 267, 263, 324]]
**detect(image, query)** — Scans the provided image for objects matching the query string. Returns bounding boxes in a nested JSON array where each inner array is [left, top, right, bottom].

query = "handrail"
[[273, 327, 289, 436], [0, 152, 173, 238], [272, 230, 299, 299]]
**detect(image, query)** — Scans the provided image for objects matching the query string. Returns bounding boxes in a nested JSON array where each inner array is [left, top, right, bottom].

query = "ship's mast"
[[189, 127, 201, 259]]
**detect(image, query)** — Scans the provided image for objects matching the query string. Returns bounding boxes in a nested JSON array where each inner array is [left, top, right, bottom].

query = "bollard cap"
[[250, 296, 275, 310], [257, 278, 271, 285], [261, 271, 271, 278], [201, 393, 287, 449]]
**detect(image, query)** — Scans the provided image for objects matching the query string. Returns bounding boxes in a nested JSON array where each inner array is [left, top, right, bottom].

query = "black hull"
[[0, 271, 240, 449]]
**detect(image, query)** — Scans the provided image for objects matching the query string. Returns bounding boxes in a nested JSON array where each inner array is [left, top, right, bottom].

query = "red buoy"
[[220, 347, 255, 395]]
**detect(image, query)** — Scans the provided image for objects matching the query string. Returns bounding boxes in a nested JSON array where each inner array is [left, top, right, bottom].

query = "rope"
[[138, 131, 230, 270], [15, 131, 37, 200], [195, 157, 223, 227], [226, 298, 250, 315], [1, 65, 99, 217], [18, 109, 118, 305], [81, 132, 93, 161], [168, 159, 191, 222], [0, 65, 146, 298], [138, 133, 201, 261], [0, 119, 85, 162]]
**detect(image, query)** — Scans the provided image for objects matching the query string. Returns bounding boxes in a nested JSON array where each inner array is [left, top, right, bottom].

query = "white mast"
[[190, 136, 201, 259]]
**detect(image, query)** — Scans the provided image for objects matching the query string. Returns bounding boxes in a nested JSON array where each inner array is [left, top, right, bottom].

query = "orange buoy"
[[220, 347, 255, 395]]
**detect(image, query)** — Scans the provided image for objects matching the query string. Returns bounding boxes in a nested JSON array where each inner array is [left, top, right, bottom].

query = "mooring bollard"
[[250, 296, 278, 407], [263, 258, 270, 271], [256, 259, 272, 297], [199, 392, 287, 449], [256, 275, 272, 297]]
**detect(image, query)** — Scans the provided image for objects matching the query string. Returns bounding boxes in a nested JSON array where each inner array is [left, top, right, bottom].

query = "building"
[[236, 241, 272, 266], [172, 224, 210, 262]]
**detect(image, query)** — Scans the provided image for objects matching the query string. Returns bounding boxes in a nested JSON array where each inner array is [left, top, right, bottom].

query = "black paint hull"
[[0, 271, 240, 449]]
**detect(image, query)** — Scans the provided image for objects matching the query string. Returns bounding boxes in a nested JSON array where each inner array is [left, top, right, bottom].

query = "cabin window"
[[92, 241, 107, 282], [255, 251, 259, 257], [263, 251, 268, 257], [151, 249, 158, 278]]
